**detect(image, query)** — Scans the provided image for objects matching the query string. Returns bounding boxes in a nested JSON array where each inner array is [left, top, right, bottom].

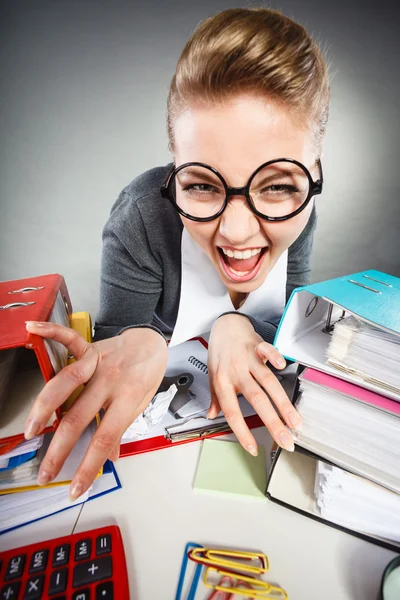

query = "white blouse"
[[170, 228, 288, 347]]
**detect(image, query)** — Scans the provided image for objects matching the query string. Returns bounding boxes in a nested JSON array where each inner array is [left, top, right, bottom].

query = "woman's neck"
[[228, 289, 249, 310]]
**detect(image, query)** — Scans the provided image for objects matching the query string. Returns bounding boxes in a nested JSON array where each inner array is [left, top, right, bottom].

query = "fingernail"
[[277, 358, 286, 368], [25, 321, 45, 329], [69, 481, 84, 501], [37, 470, 52, 486], [25, 418, 41, 440], [287, 411, 302, 431], [247, 444, 258, 457], [279, 432, 295, 452]]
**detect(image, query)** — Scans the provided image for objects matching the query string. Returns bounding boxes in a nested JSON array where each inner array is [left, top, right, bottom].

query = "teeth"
[[222, 247, 263, 259]]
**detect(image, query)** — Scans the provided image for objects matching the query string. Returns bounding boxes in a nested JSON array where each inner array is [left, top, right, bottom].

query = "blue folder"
[[274, 270, 400, 399]]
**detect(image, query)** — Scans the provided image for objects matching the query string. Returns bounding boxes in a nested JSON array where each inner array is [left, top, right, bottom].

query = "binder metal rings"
[[305, 296, 318, 317]]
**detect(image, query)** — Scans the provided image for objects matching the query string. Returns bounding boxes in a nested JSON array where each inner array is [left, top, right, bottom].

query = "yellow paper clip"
[[206, 549, 269, 574], [204, 567, 288, 599], [189, 547, 269, 575]]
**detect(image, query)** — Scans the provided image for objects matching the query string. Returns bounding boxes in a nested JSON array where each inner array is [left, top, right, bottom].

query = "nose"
[[218, 196, 260, 245]]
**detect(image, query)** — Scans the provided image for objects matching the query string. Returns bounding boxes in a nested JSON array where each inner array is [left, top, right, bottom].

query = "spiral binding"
[[188, 355, 208, 374]]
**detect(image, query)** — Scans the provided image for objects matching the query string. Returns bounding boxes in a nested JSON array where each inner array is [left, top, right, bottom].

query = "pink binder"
[[301, 368, 400, 416]]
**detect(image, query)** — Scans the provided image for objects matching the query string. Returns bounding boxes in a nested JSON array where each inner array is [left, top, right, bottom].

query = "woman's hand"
[[207, 314, 302, 456], [24, 321, 168, 499]]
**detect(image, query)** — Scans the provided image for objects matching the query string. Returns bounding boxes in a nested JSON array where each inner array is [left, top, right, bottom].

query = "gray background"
[[1, 0, 399, 317]]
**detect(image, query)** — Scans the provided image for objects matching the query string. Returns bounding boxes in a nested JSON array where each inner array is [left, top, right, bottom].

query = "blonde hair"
[[167, 7, 330, 153]]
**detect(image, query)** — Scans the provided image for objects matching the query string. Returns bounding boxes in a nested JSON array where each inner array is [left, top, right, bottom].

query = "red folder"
[[119, 337, 263, 457], [0, 274, 72, 452], [119, 414, 263, 457]]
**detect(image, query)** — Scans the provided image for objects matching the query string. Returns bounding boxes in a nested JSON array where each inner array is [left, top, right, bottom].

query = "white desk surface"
[[74, 427, 396, 600], [0, 506, 82, 552], [1, 363, 397, 598]]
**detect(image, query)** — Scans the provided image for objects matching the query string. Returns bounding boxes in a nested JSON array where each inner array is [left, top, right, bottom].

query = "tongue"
[[225, 253, 261, 272]]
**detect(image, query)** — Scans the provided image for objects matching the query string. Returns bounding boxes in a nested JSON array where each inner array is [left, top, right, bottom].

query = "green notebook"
[[193, 439, 267, 500]]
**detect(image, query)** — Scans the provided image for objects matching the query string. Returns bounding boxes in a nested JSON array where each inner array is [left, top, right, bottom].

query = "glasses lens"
[[171, 165, 225, 219], [249, 162, 310, 218]]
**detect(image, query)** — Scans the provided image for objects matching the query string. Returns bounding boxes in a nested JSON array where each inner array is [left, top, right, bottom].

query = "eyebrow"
[[177, 167, 222, 185]]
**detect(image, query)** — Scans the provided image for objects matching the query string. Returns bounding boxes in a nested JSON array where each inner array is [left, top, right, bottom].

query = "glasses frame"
[[160, 158, 323, 222]]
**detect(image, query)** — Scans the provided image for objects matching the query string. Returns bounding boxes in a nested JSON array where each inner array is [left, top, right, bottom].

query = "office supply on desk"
[[266, 447, 400, 553], [193, 439, 267, 500], [0, 418, 100, 494], [176, 542, 203, 600], [315, 460, 400, 542], [290, 368, 400, 493], [0, 450, 36, 472], [62, 310, 93, 413], [188, 548, 269, 575], [0, 274, 72, 451], [203, 567, 287, 598], [380, 556, 400, 600], [326, 314, 400, 397], [267, 270, 400, 555], [177, 543, 288, 599], [119, 338, 266, 457], [0, 460, 121, 536], [0, 524, 129, 599], [274, 270, 400, 401]]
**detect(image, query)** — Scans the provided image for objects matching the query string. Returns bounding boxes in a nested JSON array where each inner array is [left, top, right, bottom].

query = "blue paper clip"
[[175, 542, 203, 600]]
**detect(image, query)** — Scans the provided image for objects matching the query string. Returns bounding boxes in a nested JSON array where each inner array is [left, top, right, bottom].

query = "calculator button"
[[29, 549, 48, 573], [5, 554, 25, 580], [72, 589, 91, 600], [96, 581, 113, 599], [75, 539, 92, 561], [52, 545, 70, 568], [73, 557, 112, 588], [48, 568, 68, 595], [23, 575, 44, 599], [1, 582, 20, 599], [96, 534, 111, 556]]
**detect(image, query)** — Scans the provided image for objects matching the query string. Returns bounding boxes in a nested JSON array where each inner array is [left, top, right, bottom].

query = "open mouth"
[[217, 246, 268, 283]]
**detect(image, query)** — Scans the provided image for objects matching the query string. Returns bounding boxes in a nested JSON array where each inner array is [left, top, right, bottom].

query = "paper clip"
[[175, 542, 203, 600], [204, 567, 288, 599], [207, 575, 234, 599], [207, 576, 256, 599], [188, 547, 269, 576]]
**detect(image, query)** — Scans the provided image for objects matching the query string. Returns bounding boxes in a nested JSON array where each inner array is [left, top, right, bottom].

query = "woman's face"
[[173, 95, 319, 295]]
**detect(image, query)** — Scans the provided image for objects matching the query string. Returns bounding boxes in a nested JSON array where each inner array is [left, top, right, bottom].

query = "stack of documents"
[[326, 315, 400, 396], [0, 457, 121, 535], [315, 461, 400, 543], [267, 270, 400, 552], [0, 274, 121, 535], [292, 369, 400, 494]]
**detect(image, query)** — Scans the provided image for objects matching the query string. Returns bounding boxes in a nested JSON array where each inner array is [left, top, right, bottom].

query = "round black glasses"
[[160, 158, 323, 222]]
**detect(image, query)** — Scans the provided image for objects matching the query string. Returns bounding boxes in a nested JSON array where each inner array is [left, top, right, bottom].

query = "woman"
[[25, 7, 330, 500]]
